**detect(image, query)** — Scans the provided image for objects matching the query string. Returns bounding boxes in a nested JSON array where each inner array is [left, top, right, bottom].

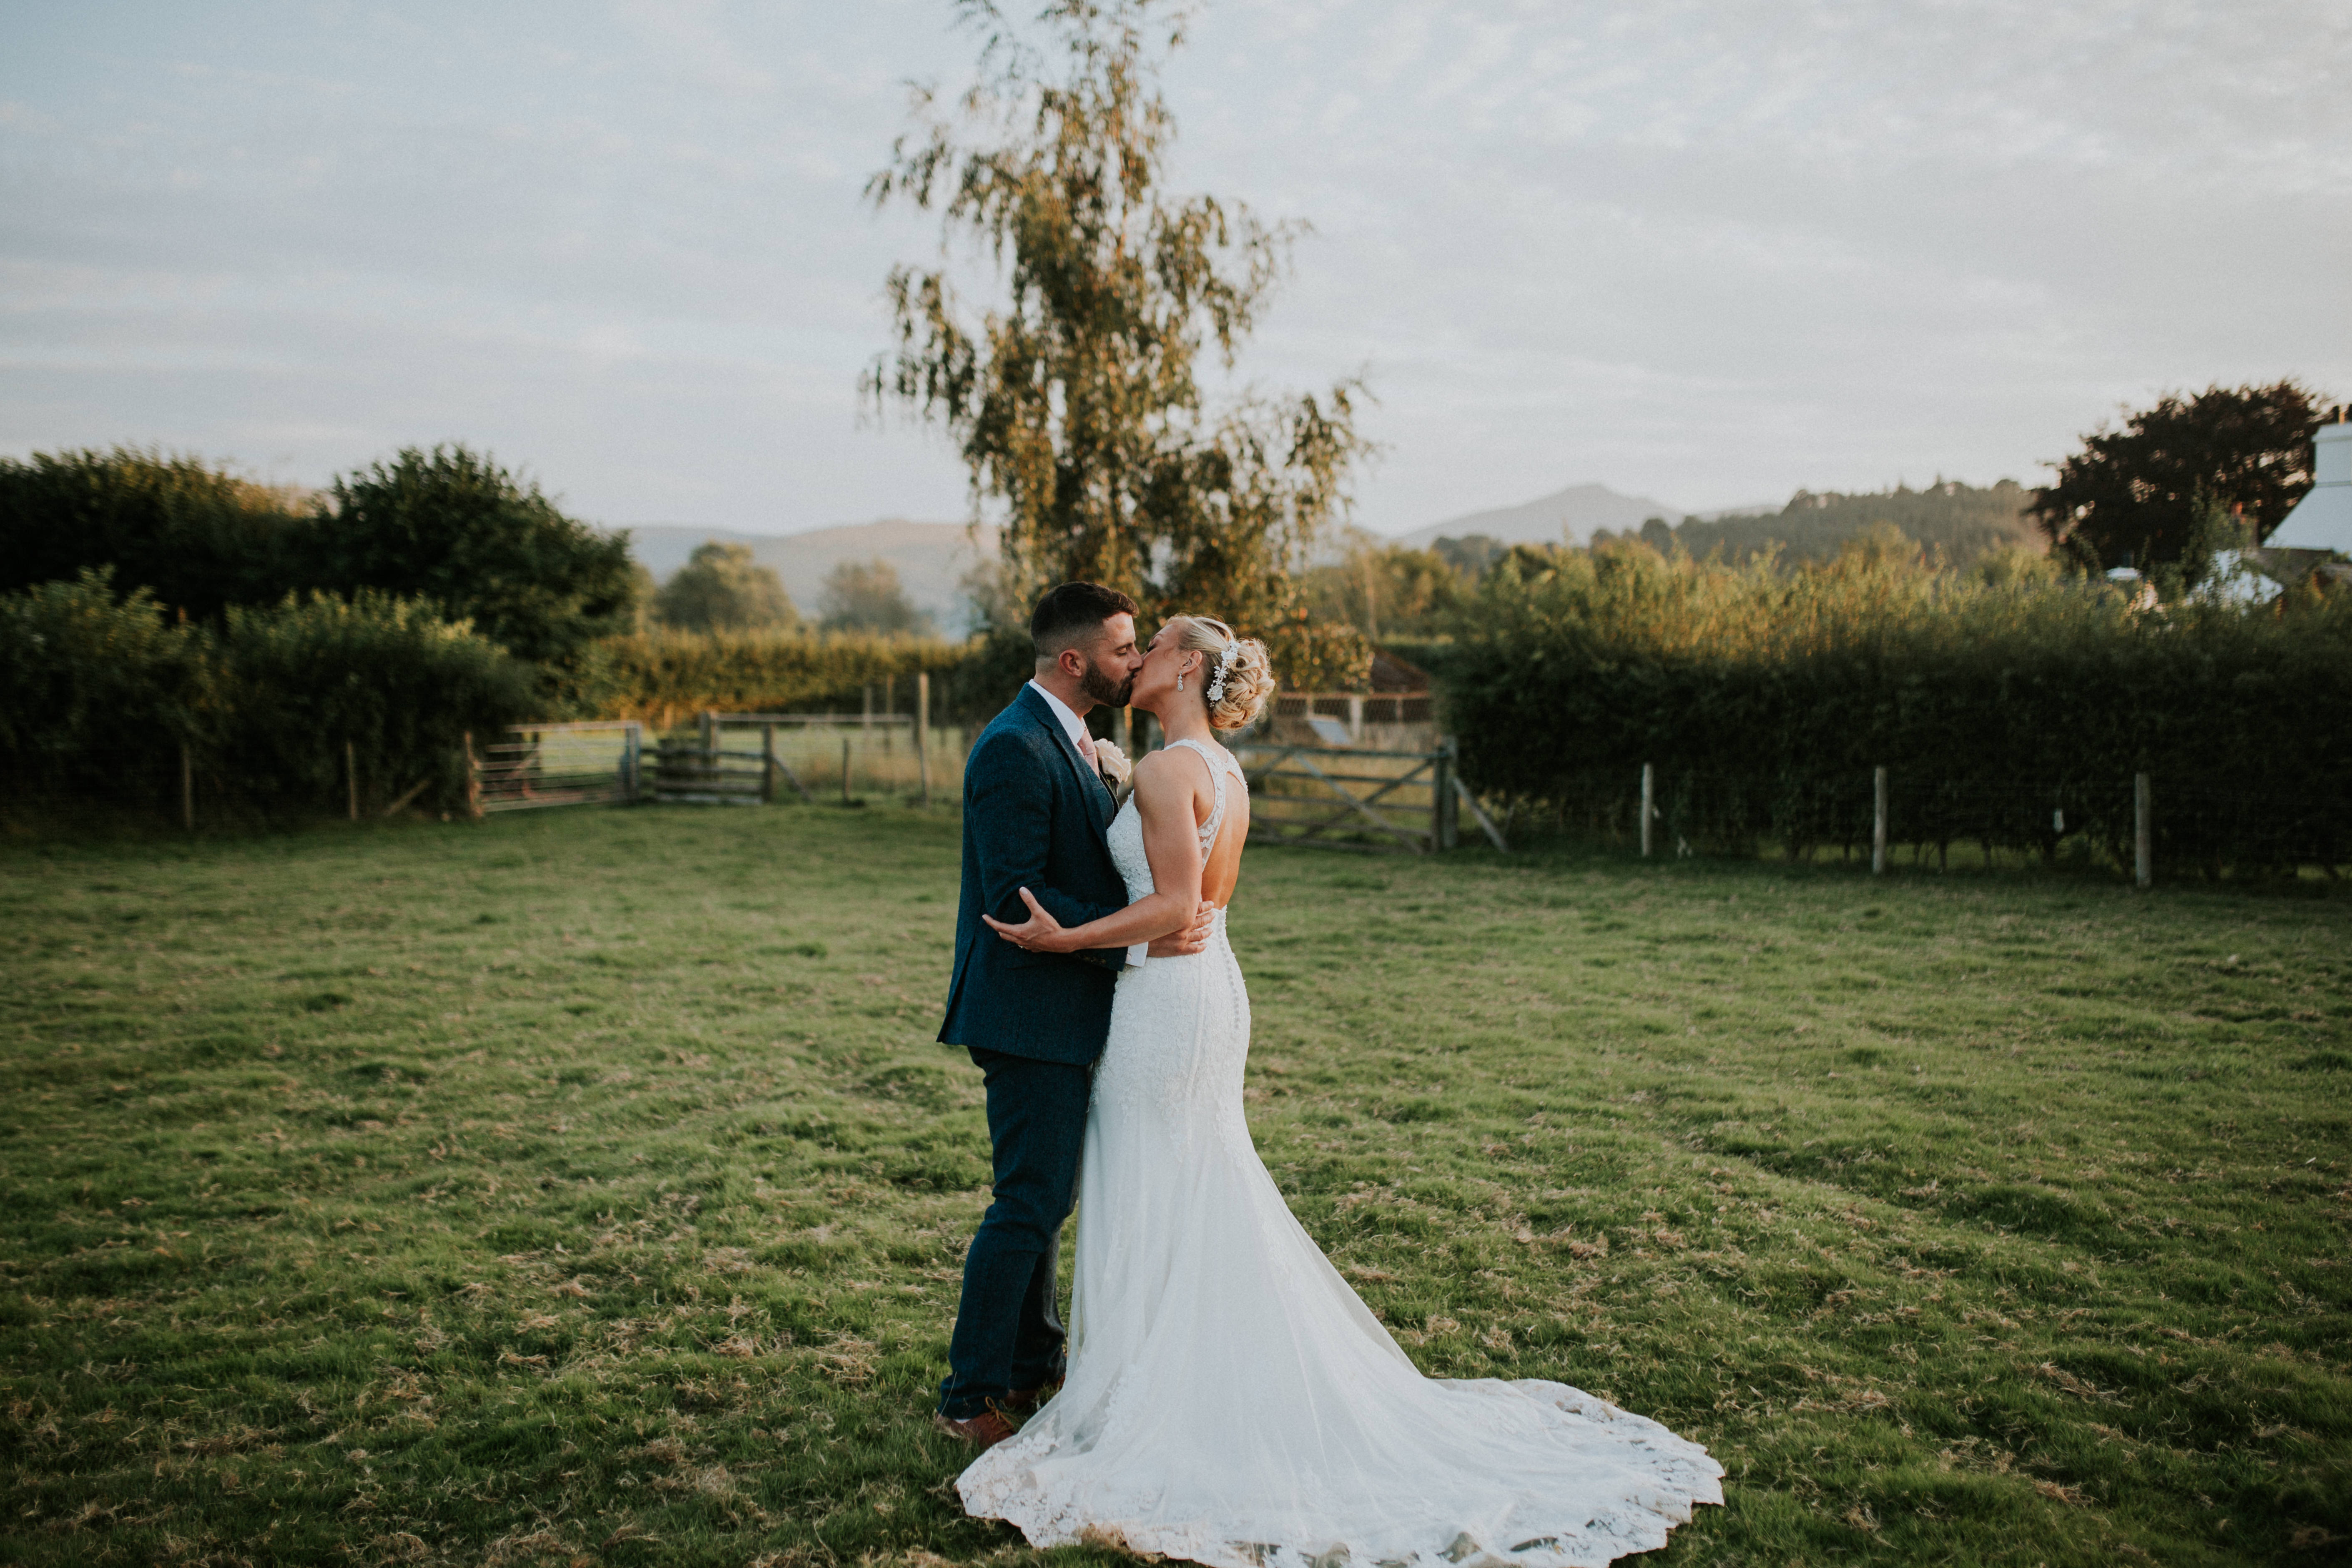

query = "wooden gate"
[[475, 722, 643, 813], [1230, 738, 1506, 853]]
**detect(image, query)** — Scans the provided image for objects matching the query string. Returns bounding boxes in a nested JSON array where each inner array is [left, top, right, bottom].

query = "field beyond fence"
[[3, 807, 2346, 1565]]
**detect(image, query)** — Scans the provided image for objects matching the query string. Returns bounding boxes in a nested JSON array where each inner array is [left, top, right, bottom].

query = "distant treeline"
[[1634, 479, 2038, 568], [1301, 479, 2046, 644]]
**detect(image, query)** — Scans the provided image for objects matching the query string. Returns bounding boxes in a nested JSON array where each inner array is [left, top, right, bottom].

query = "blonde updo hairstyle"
[[1171, 615, 1277, 731]]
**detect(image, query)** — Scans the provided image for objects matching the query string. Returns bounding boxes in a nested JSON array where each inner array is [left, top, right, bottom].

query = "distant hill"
[[1391, 483, 1686, 550], [1657, 480, 2038, 567], [615, 519, 995, 635]]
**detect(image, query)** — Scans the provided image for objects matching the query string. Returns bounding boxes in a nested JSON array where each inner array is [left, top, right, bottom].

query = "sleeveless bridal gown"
[[958, 739, 1723, 1568]]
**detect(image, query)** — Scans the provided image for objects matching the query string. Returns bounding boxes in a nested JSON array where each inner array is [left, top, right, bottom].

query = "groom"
[[934, 582, 1214, 1447]]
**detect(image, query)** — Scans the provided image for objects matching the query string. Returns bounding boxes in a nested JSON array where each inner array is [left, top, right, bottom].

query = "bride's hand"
[[982, 887, 1072, 953]]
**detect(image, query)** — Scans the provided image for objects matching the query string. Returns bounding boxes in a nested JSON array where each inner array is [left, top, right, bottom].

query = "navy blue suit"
[[937, 685, 1130, 1417], [939, 685, 1133, 1060]]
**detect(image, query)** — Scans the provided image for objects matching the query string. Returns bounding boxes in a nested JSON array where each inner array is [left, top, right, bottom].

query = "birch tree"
[[865, 0, 1371, 688]]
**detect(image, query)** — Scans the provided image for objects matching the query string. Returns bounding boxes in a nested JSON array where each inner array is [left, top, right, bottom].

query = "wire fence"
[[1521, 765, 2350, 881], [15, 720, 2342, 888]]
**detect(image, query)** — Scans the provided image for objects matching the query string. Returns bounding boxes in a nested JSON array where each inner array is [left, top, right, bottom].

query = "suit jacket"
[[938, 685, 1132, 1064]]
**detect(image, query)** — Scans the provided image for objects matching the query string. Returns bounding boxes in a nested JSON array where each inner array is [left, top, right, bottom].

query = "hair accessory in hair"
[[1205, 637, 1241, 705]]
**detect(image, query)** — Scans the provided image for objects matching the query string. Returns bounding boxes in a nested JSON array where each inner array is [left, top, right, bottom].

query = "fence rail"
[[475, 721, 642, 814], [705, 677, 943, 805], [1231, 738, 1505, 854], [1574, 761, 2352, 883], [648, 741, 771, 806]]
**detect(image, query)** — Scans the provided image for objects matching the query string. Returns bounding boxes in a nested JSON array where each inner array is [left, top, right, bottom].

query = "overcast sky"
[[5, 0, 2347, 537]]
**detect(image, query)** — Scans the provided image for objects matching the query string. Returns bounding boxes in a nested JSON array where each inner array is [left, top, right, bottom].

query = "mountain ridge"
[[1387, 482, 1686, 549]]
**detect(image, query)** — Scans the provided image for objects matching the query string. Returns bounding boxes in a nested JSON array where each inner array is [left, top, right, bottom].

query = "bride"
[[969, 615, 1724, 1568]]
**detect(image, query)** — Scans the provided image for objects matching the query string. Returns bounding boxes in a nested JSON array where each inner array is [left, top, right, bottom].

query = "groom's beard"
[[1079, 658, 1135, 710]]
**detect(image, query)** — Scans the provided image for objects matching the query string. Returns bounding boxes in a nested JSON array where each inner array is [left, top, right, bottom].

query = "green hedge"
[[208, 592, 540, 815], [1442, 547, 2352, 876], [0, 449, 312, 620], [0, 574, 537, 825], [591, 630, 984, 730], [0, 570, 213, 805], [593, 618, 1372, 732]]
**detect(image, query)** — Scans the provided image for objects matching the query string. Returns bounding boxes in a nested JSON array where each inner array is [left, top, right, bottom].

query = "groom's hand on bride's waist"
[[1145, 900, 1217, 959]]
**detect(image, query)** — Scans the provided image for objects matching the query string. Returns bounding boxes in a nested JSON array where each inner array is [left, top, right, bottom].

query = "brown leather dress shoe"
[[1003, 1377, 1062, 1415], [933, 1401, 1019, 1450]]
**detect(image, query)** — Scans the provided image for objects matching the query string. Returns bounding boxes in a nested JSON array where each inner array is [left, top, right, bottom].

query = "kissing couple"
[[932, 582, 1723, 1568]]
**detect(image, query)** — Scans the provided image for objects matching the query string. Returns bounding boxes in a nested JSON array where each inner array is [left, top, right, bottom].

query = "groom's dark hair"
[[1030, 582, 1139, 659]]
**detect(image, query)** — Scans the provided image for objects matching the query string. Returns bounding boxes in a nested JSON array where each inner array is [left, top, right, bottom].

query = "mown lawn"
[[3, 804, 2347, 1567]]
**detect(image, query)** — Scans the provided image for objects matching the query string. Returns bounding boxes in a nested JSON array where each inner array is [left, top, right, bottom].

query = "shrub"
[[0, 570, 211, 808], [1443, 543, 2352, 876], [0, 576, 531, 823], [0, 449, 314, 619], [208, 593, 540, 816]]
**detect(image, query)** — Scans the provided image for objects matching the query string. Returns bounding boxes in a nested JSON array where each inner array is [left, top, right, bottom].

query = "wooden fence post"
[[346, 740, 359, 821], [2134, 773, 2152, 889], [180, 741, 194, 831], [463, 731, 483, 819], [1639, 763, 1654, 858], [863, 685, 874, 730], [699, 710, 716, 756], [623, 722, 641, 804], [761, 723, 777, 804], [916, 672, 933, 807], [1872, 765, 1888, 875], [1433, 738, 1459, 850], [841, 737, 853, 805]]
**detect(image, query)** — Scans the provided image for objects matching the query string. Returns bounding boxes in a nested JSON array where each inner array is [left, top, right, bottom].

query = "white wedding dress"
[[959, 738, 1723, 1568]]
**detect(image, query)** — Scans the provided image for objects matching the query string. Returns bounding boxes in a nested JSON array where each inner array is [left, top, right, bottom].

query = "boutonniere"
[[1094, 738, 1134, 804]]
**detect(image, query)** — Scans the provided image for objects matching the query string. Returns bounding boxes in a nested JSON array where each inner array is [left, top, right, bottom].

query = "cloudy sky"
[[5, 0, 2347, 537]]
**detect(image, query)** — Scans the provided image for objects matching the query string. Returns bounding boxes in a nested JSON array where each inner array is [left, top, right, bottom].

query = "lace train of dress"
[[959, 740, 1722, 1568]]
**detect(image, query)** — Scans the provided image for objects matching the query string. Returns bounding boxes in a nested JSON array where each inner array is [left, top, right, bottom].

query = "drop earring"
[[1176, 672, 1185, 692]]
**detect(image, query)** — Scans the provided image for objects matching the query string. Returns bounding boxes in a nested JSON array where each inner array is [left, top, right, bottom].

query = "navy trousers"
[[938, 1048, 1092, 1419]]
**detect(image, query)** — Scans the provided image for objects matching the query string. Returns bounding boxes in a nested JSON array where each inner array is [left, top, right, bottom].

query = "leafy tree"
[[0, 447, 314, 618], [1299, 539, 1476, 640], [1428, 534, 1511, 580], [864, 0, 1371, 690], [626, 562, 661, 631], [1667, 480, 2035, 570], [312, 444, 636, 672], [1835, 521, 1923, 573], [819, 558, 934, 636], [654, 542, 799, 633], [2031, 381, 2328, 572], [1970, 542, 2060, 590]]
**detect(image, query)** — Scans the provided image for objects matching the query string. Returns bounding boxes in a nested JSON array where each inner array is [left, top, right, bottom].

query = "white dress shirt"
[[1026, 680, 1149, 971]]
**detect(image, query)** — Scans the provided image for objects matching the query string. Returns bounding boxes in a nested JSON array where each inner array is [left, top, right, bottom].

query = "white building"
[[2266, 407, 2352, 554]]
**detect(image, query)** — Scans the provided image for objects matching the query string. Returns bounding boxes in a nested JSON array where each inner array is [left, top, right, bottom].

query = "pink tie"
[[1077, 733, 1097, 766]]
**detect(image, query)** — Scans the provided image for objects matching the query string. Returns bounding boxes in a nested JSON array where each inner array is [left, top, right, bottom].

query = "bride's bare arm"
[[983, 752, 1206, 954]]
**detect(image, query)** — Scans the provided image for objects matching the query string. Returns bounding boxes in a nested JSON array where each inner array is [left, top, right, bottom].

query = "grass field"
[[3, 804, 2348, 1567]]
